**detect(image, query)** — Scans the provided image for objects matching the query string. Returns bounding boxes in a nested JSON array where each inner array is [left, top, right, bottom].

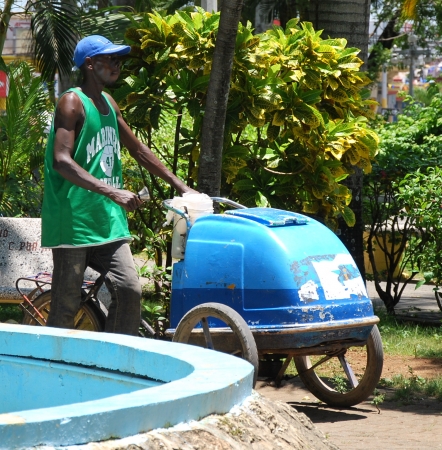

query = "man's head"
[[73, 35, 131, 69]]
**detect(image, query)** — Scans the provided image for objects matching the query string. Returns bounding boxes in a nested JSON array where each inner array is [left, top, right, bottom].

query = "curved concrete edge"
[[0, 324, 254, 448]]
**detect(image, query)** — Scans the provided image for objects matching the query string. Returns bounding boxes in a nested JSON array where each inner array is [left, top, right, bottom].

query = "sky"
[[11, 0, 30, 12]]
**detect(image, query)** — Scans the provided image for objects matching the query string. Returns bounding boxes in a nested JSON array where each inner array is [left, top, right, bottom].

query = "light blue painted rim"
[[0, 324, 254, 449]]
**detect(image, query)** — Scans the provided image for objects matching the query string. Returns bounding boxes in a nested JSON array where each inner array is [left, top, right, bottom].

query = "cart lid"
[[225, 208, 309, 226]]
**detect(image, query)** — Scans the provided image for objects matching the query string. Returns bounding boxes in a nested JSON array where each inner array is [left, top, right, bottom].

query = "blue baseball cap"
[[73, 35, 131, 68]]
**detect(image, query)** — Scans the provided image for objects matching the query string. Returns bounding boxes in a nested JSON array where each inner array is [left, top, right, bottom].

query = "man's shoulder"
[[58, 89, 83, 107], [54, 89, 85, 125]]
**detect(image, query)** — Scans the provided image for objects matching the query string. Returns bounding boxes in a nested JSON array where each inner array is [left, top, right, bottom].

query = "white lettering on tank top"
[[100, 176, 122, 188], [86, 126, 121, 165]]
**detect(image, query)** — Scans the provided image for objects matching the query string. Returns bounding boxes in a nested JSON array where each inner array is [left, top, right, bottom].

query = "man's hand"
[[108, 189, 143, 212], [180, 186, 199, 196]]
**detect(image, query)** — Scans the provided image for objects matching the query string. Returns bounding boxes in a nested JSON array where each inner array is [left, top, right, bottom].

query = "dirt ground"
[[255, 354, 442, 450]]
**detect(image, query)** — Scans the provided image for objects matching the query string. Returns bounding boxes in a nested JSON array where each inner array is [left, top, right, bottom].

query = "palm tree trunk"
[[197, 0, 244, 196], [301, 0, 370, 66], [301, 0, 370, 279]]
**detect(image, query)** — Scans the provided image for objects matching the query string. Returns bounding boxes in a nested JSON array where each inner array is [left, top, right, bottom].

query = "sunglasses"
[[93, 54, 122, 67]]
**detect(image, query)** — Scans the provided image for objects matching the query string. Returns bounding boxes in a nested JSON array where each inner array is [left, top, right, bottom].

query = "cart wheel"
[[435, 291, 442, 312], [22, 290, 105, 332], [294, 325, 383, 407], [173, 303, 259, 387]]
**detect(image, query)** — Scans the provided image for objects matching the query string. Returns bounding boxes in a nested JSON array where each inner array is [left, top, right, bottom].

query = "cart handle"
[[162, 197, 246, 231], [162, 197, 246, 217], [210, 197, 247, 209]]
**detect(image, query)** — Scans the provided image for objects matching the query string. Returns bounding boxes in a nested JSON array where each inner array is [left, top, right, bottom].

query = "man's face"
[[90, 54, 122, 86]]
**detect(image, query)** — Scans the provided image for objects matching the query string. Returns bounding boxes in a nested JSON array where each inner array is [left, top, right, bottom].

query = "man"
[[41, 35, 195, 335]]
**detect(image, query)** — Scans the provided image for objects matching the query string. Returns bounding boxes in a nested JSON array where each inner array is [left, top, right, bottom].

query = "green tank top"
[[41, 88, 131, 248]]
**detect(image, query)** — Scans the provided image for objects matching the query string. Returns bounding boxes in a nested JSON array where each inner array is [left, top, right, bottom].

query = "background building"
[[1, 15, 32, 110]]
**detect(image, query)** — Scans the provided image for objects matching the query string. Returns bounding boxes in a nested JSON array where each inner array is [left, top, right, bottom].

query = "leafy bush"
[[396, 167, 442, 291], [0, 61, 52, 217], [364, 94, 442, 312], [115, 10, 378, 230]]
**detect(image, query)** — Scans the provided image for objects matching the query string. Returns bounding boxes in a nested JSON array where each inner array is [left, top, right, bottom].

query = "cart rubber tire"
[[173, 302, 259, 387], [22, 290, 105, 332], [435, 291, 442, 312], [294, 325, 383, 407]]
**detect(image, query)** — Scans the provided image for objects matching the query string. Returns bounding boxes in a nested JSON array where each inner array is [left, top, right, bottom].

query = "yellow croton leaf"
[[342, 205, 356, 226], [345, 147, 361, 165], [267, 124, 280, 142], [358, 157, 373, 174], [249, 105, 266, 119], [328, 78, 339, 90], [223, 158, 247, 184], [312, 186, 325, 199], [191, 146, 200, 163], [272, 110, 286, 126], [302, 201, 320, 214]]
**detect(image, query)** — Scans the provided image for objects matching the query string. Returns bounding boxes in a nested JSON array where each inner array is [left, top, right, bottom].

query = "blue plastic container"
[[170, 208, 378, 351]]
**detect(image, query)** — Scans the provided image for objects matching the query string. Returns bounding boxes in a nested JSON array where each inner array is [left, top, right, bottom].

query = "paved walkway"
[[367, 280, 442, 324], [258, 280, 442, 450]]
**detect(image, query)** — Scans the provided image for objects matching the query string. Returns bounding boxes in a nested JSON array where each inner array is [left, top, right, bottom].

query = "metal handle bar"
[[163, 198, 189, 218], [210, 197, 246, 209], [162, 197, 246, 217], [162, 197, 246, 231]]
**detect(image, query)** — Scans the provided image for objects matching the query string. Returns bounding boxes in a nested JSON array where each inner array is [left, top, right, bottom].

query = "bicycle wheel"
[[294, 325, 383, 407], [22, 290, 105, 332], [173, 303, 259, 387]]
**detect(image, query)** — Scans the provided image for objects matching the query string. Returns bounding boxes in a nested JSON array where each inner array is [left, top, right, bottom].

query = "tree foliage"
[[364, 94, 442, 312], [369, 0, 442, 77], [396, 167, 442, 293], [30, 0, 80, 83], [0, 62, 53, 217], [116, 10, 378, 229]]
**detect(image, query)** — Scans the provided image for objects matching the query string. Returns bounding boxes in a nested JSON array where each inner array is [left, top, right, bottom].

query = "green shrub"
[[364, 94, 442, 312], [0, 61, 52, 217], [115, 10, 378, 230], [396, 166, 442, 291]]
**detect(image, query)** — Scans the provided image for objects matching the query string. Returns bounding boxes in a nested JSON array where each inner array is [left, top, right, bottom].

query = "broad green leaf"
[[224, 145, 250, 158], [342, 206, 355, 227], [255, 191, 269, 207], [267, 124, 280, 142], [339, 62, 361, 70], [317, 44, 335, 54], [272, 110, 286, 126], [234, 178, 257, 191], [191, 75, 210, 92]]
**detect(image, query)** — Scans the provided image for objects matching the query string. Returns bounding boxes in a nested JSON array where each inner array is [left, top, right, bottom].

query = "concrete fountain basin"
[[0, 323, 253, 448]]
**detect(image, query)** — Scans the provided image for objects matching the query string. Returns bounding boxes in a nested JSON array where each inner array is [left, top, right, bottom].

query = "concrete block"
[[0, 218, 107, 303]]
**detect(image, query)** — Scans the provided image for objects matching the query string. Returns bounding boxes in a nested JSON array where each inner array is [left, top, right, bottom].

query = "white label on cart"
[[299, 279, 320, 302], [311, 253, 367, 300]]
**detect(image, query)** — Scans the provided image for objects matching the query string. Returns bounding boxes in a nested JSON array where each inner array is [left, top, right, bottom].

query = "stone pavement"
[[366, 280, 442, 325], [257, 281, 442, 450]]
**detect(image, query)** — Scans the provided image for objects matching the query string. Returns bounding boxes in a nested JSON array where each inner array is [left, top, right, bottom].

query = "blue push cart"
[[165, 198, 383, 407]]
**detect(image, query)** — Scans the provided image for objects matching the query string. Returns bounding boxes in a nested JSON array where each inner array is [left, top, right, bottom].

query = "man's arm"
[[105, 94, 196, 195], [52, 92, 142, 212]]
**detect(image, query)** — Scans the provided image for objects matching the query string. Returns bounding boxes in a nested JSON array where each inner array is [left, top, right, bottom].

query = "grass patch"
[[376, 308, 442, 359], [375, 309, 442, 402], [380, 367, 442, 403]]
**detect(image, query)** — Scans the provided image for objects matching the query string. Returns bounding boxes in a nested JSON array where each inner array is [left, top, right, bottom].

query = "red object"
[[0, 71, 7, 98]]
